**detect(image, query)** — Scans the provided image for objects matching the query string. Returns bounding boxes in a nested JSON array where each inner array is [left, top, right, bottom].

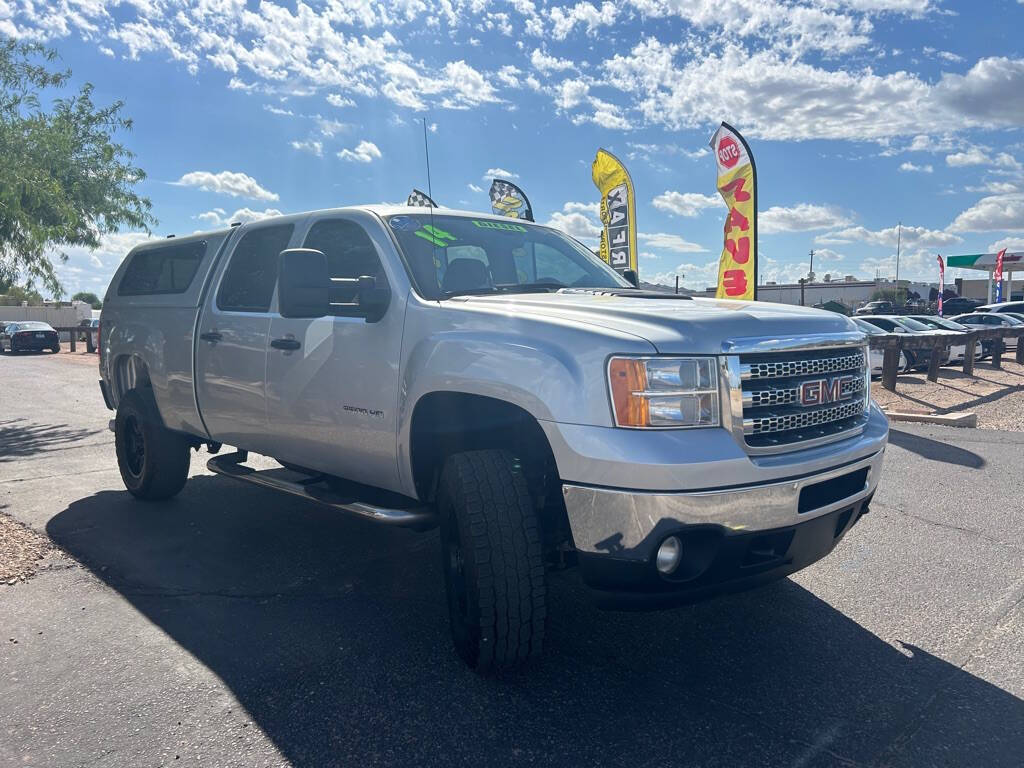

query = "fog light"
[[656, 536, 682, 575]]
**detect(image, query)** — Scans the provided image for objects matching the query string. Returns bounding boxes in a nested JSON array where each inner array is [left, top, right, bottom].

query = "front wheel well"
[[409, 392, 570, 552]]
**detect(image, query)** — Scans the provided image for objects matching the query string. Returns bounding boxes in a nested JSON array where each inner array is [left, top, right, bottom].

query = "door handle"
[[271, 337, 301, 351], [199, 331, 222, 343]]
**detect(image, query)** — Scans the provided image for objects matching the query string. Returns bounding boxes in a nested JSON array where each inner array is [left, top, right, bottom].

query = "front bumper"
[[556, 407, 887, 608]]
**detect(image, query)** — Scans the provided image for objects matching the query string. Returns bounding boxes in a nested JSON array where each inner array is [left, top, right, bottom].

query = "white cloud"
[[760, 204, 853, 234], [196, 207, 284, 228], [290, 139, 323, 156], [652, 191, 723, 217], [548, 2, 617, 40], [648, 260, 720, 291], [817, 224, 962, 249], [899, 161, 933, 173], [945, 147, 1020, 170], [484, 167, 518, 180], [546, 211, 602, 241], [637, 232, 707, 253], [327, 93, 355, 108], [174, 170, 278, 201], [986, 236, 1024, 253], [948, 194, 1024, 232], [530, 48, 574, 73], [337, 140, 382, 163], [563, 201, 599, 216], [467, 183, 483, 193], [603, 40, 1024, 141]]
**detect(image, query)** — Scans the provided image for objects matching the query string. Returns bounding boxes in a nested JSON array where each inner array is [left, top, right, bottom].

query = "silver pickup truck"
[[99, 206, 888, 672]]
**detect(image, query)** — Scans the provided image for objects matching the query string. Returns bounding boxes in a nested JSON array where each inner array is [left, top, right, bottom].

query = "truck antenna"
[[422, 118, 434, 204]]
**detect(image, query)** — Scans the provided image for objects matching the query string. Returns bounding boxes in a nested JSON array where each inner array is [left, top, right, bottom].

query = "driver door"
[[265, 214, 404, 492]]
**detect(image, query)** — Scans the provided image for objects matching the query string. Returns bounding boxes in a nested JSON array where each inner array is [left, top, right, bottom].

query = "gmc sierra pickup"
[[99, 206, 888, 672]]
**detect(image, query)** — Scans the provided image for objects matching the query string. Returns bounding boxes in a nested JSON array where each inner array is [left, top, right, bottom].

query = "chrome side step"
[[207, 451, 435, 530]]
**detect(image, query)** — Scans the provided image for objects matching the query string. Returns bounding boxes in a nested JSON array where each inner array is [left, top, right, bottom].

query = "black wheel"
[[114, 389, 191, 500], [50, 345, 60, 353], [438, 450, 546, 674]]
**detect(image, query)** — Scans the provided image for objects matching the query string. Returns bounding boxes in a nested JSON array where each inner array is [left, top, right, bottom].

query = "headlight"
[[608, 356, 720, 428]]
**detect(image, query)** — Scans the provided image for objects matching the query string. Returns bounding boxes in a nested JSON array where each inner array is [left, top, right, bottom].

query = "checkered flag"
[[407, 188, 437, 208], [489, 178, 533, 221]]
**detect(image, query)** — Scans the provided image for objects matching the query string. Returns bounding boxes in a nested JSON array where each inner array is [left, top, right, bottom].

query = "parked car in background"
[[854, 300, 893, 316], [80, 318, 100, 350], [975, 301, 1024, 314], [894, 316, 967, 363], [852, 318, 910, 374], [0, 321, 60, 353], [941, 297, 983, 315], [857, 315, 952, 369], [952, 312, 1022, 351]]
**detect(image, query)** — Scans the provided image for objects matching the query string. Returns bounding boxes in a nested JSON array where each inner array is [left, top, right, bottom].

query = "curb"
[[883, 411, 978, 428]]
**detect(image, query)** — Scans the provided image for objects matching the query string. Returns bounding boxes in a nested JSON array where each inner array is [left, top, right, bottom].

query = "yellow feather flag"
[[709, 123, 757, 300], [591, 148, 638, 276]]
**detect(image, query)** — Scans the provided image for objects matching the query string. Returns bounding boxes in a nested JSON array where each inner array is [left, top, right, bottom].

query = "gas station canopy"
[[945, 252, 1022, 303]]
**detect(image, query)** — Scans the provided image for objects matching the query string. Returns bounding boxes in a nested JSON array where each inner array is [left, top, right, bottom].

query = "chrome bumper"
[[562, 448, 885, 557]]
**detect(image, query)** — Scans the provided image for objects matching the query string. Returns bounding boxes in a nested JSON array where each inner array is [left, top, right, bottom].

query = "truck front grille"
[[739, 347, 869, 449]]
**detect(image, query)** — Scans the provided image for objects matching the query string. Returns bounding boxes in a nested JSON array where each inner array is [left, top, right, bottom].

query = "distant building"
[[955, 277, 1024, 302], [677, 278, 937, 309]]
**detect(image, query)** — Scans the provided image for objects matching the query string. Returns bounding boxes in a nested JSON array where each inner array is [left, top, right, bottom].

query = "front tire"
[[115, 389, 191, 500], [438, 450, 546, 674]]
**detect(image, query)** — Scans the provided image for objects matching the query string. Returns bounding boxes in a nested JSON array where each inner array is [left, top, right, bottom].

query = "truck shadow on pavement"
[[887, 429, 986, 468], [47, 476, 1023, 767]]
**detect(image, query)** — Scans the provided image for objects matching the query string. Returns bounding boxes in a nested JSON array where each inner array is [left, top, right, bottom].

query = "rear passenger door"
[[265, 214, 404, 491], [195, 221, 299, 452]]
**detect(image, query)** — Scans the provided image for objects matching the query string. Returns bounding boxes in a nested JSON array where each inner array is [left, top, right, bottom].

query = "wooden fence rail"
[[867, 327, 1024, 392]]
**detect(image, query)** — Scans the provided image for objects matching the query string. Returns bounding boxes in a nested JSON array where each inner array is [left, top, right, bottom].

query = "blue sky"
[[4, 0, 1024, 297]]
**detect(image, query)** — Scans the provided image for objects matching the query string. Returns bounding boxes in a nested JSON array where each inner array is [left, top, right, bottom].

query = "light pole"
[[808, 249, 814, 282], [894, 221, 902, 303]]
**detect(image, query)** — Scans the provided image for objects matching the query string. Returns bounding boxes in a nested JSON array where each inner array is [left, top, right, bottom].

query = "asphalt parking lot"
[[2, 351, 1023, 767]]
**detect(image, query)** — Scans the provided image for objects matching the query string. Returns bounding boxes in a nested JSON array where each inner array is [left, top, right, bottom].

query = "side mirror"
[[357, 275, 390, 322], [623, 268, 640, 288], [278, 248, 329, 318]]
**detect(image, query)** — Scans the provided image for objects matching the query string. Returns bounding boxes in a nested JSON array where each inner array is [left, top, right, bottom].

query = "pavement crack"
[[875, 502, 1023, 553]]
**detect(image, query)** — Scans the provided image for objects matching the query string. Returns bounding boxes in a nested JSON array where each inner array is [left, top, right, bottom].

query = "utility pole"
[[894, 221, 902, 303], [808, 249, 815, 283], [675, 275, 679, 294], [799, 277, 806, 307]]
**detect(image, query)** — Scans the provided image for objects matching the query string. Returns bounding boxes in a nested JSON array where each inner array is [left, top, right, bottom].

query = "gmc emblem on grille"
[[799, 375, 855, 407]]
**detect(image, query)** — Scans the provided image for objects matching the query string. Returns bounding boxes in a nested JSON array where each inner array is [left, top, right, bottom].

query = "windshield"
[[384, 214, 630, 299], [911, 316, 968, 331], [13, 322, 52, 330], [853, 318, 884, 335], [893, 317, 934, 332]]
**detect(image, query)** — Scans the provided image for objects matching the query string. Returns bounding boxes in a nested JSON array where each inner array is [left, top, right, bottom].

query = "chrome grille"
[[739, 346, 869, 449], [741, 351, 864, 380], [744, 376, 864, 408]]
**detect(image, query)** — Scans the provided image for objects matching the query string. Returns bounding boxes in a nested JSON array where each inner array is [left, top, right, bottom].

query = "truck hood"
[[447, 292, 860, 354]]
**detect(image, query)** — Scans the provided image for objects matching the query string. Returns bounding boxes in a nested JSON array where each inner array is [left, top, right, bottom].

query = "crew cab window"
[[118, 240, 207, 296], [385, 214, 628, 299], [217, 224, 294, 312], [302, 218, 387, 316]]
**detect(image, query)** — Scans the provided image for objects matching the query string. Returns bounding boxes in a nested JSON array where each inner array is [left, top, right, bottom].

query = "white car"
[[852, 318, 910, 374]]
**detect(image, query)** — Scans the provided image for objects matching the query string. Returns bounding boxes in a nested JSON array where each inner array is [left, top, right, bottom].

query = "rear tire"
[[115, 389, 191, 500], [438, 449, 546, 674]]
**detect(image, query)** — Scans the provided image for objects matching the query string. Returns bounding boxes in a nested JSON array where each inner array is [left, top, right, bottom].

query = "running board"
[[207, 451, 435, 530]]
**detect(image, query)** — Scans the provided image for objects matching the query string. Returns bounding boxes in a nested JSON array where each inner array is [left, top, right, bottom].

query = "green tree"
[[0, 39, 155, 298], [71, 290, 101, 308], [0, 283, 44, 306]]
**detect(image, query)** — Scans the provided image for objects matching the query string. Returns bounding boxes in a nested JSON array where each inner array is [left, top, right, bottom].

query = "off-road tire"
[[438, 449, 546, 674], [115, 389, 191, 500]]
